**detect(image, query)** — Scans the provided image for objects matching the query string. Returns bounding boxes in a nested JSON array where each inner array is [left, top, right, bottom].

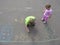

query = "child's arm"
[[49, 11, 52, 18], [25, 25, 29, 32], [49, 9, 53, 18]]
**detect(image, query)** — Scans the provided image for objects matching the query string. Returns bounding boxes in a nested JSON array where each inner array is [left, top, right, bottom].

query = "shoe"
[[41, 18, 45, 22], [43, 21, 47, 24]]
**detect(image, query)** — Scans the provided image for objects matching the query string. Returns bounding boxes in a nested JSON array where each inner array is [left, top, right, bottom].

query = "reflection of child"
[[25, 16, 36, 32], [41, 4, 52, 24]]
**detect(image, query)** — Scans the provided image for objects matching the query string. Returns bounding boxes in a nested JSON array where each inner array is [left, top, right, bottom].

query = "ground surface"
[[0, 0, 60, 45]]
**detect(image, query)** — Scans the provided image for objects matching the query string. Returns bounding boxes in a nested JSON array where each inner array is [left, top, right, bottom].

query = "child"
[[25, 16, 36, 32], [41, 4, 52, 24]]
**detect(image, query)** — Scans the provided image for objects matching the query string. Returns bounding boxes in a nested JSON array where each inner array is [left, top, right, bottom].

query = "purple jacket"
[[43, 9, 52, 17]]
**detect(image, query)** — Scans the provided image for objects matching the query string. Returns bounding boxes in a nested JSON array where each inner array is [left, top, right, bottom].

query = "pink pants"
[[42, 15, 49, 21]]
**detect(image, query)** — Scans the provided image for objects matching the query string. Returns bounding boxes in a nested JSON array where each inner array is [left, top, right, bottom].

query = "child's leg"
[[41, 15, 45, 21], [43, 16, 48, 24], [27, 23, 34, 27], [29, 23, 35, 28], [45, 17, 48, 21], [41, 15, 48, 23], [31, 22, 35, 27]]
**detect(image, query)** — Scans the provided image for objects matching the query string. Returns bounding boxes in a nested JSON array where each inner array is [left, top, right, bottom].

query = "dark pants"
[[27, 22, 35, 28], [27, 23, 35, 32]]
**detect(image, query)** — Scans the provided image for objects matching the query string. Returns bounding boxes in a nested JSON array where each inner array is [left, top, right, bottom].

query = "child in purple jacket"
[[41, 4, 52, 24]]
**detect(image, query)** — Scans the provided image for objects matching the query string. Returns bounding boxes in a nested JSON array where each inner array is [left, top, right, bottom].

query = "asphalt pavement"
[[0, 0, 60, 45]]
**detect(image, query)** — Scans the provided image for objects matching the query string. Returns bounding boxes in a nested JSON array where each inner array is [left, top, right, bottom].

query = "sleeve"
[[43, 10, 48, 15], [50, 9, 53, 15]]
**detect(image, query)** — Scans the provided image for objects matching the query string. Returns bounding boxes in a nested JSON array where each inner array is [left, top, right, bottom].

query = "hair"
[[45, 4, 51, 9]]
